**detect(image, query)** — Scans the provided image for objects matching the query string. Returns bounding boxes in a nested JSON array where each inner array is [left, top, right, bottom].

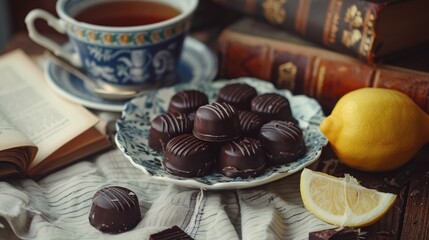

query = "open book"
[[0, 50, 111, 179]]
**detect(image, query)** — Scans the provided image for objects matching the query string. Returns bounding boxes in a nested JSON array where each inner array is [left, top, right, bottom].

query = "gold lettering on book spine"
[[277, 62, 297, 90], [295, 0, 311, 35], [360, 12, 376, 60], [323, 0, 343, 45], [316, 65, 326, 99], [342, 5, 363, 48], [262, 0, 287, 24]]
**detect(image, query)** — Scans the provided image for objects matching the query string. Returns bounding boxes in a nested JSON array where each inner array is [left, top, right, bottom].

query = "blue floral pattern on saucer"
[[44, 37, 217, 112], [115, 78, 328, 190]]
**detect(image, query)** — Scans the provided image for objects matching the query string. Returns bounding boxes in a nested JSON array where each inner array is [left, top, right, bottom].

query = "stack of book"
[[213, 0, 429, 114]]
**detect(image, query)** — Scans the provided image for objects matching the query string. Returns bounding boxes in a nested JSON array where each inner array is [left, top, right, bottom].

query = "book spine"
[[213, 0, 386, 63], [373, 67, 429, 112], [307, 58, 374, 112], [217, 27, 429, 114]]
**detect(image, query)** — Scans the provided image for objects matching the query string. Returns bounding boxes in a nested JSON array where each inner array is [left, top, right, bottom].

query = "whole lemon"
[[320, 88, 429, 172]]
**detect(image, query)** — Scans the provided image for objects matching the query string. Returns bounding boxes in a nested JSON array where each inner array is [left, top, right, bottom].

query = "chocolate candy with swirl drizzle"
[[163, 134, 215, 177], [258, 120, 307, 164], [219, 137, 266, 178], [89, 186, 141, 233], [168, 90, 208, 115], [238, 111, 263, 137], [193, 102, 240, 142], [251, 93, 296, 123], [217, 83, 257, 110], [148, 112, 193, 152]]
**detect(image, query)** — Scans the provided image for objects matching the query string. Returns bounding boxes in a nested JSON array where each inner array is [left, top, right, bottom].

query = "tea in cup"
[[26, 0, 199, 91]]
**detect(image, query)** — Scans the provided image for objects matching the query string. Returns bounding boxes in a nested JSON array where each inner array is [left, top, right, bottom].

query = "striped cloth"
[[0, 149, 333, 240]]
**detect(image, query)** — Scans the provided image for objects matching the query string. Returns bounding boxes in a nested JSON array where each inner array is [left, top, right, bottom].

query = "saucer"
[[44, 37, 218, 112]]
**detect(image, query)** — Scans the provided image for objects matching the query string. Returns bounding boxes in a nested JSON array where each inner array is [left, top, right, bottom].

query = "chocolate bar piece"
[[309, 227, 361, 240], [149, 226, 193, 240]]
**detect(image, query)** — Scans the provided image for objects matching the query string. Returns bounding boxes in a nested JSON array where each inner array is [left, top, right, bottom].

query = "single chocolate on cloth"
[[258, 120, 306, 164], [168, 90, 208, 114], [163, 134, 215, 177], [238, 111, 263, 137], [251, 93, 295, 123], [193, 102, 240, 142], [89, 186, 141, 233], [149, 225, 193, 240], [217, 83, 257, 110], [309, 227, 361, 240], [219, 137, 266, 178], [148, 112, 193, 152]]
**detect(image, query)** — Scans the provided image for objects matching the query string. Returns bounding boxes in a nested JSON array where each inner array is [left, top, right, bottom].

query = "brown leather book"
[[217, 18, 429, 114], [213, 0, 429, 63]]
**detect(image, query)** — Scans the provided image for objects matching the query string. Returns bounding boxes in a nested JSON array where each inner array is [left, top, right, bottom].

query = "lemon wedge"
[[300, 168, 396, 227]]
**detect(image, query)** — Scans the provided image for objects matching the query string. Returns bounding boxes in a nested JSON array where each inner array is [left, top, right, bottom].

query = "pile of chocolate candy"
[[148, 83, 307, 178]]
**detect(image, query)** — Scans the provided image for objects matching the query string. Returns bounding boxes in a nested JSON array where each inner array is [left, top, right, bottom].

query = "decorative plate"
[[115, 78, 328, 190], [44, 37, 217, 112]]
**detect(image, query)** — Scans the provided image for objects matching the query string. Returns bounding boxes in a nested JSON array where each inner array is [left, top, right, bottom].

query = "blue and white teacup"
[[26, 0, 199, 91]]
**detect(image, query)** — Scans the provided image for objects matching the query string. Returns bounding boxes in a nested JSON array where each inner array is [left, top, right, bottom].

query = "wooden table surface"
[[3, 32, 429, 240]]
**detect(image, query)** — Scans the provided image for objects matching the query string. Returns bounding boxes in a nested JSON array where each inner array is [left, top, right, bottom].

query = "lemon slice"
[[300, 168, 396, 227]]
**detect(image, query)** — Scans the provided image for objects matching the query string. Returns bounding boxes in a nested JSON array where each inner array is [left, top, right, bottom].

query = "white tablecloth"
[[0, 149, 333, 240]]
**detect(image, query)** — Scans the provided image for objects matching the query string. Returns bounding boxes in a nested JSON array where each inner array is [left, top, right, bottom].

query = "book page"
[[0, 111, 35, 151], [0, 111, 38, 173], [0, 50, 99, 168], [27, 127, 112, 177]]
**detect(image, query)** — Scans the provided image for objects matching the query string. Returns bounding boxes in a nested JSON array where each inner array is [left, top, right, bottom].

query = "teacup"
[[26, 0, 199, 91]]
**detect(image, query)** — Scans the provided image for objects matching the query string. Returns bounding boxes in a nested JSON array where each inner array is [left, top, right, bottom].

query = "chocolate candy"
[[149, 225, 193, 240], [258, 121, 306, 164], [238, 111, 263, 137], [163, 134, 214, 177], [251, 93, 294, 123], [187, 111, 196, 122], [89, 186, 141, 233], [219, 137, 266, 178], [193, 102, 240, 142], [168, 90, 208, 114], [148, 112, 193, 152], [217, 83, 257, 110]]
